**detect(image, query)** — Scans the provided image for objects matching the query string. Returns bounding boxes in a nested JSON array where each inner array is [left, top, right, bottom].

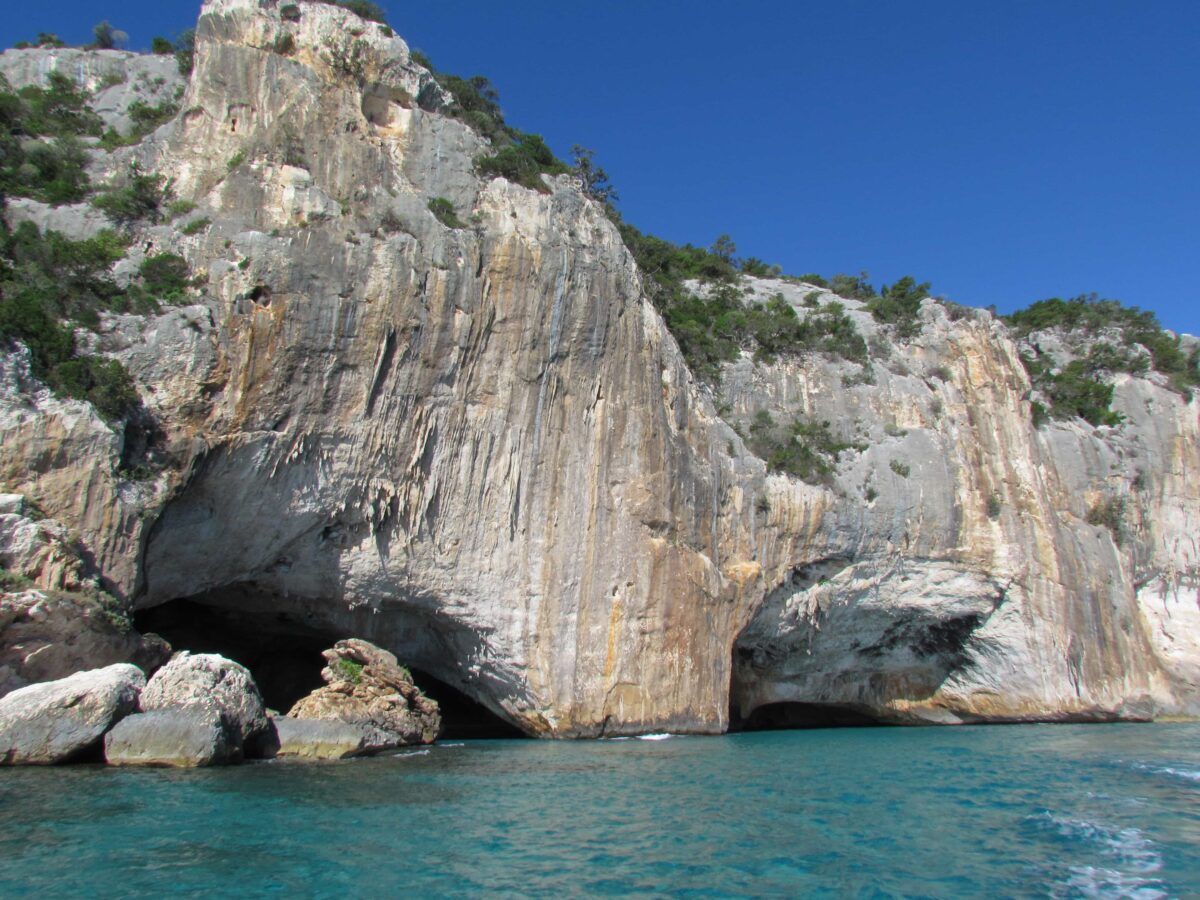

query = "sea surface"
[[1, 723, 1197, 897]]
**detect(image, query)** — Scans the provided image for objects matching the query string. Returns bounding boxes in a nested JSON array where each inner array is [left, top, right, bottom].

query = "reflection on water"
[[1, 724, 1197, 897]]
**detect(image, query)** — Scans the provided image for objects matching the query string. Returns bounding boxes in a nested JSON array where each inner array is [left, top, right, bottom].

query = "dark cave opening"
[[733, 702, 884, 731], [134, 600, 527, 739]]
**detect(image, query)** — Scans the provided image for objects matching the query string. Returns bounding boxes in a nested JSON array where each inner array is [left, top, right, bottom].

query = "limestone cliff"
[[0, 0, 1196, 735]]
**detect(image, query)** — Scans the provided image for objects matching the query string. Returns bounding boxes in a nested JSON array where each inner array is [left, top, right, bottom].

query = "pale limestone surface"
[[0, 0, 1196, 737], [0, 663, 144, 764], [140, 652, 270, 755]]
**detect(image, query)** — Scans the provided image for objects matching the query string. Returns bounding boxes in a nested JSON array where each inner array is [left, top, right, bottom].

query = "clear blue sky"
[[4, 1, 1199, 334]]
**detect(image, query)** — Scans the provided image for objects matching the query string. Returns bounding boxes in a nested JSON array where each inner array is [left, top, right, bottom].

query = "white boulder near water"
[[0, 663, 144, 764], [138, 652, 274, 760]]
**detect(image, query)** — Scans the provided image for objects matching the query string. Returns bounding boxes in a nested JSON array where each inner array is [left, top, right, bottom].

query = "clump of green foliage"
[[180, 217, 211, 236], [12, 33, 66, 50], [475, 133, 569, 193], [987, 493, 1002, 519], [1008, 294, 1200, 399], [99, 99, 180, 149], [0, 220, 189, 427], [427, 197, 464, 229], [866, 276, 932, 339], [889, 459, 911, 478], [312, 0, 389, 24], [0, 72, 104, 204], [410, 56, 571, 192], [747, 410, 861, 485], [331, 657, 364, 683], [91, 165, 171, 229], [1086, 494, 1126, 543]]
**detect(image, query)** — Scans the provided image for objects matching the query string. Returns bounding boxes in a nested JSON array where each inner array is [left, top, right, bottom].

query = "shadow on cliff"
[[135, 599, 526, 739]]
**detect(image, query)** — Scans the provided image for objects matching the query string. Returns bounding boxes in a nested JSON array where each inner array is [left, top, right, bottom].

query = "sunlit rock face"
[[0, 0, 1196, 735]]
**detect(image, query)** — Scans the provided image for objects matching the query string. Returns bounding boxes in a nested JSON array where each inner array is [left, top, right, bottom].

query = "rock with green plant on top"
[[284, 638, 441, 756]]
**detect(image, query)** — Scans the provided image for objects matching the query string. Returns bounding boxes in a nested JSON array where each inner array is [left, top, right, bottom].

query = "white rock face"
[[140, 652, 270, 755], [0, 0, 1196, 736], [0, 663, 144, 764]]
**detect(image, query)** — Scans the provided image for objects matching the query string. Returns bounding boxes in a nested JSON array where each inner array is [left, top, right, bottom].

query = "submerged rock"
[[140, 652, 271, 758], [0, 663, 143, 764], [286, 639, 440, 753], [104, 709, 232, 767]]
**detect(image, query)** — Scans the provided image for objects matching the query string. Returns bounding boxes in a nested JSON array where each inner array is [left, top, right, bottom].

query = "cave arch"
[[134, 591, 525, 739]]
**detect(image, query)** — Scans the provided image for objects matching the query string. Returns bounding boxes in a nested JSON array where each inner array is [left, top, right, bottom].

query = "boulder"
[[0, 663, 144, 764], [140, 652, 271, 758], [270, 714, 374, 760], [286, 639, 441, 753], [0, 587, 171, 699], [104, 709, 233, 767]]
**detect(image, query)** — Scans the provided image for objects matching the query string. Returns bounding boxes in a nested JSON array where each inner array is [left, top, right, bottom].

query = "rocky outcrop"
[[0, 587, 169, 698], [270, 714, 376, 760], [286, 639, 440, 751], [104, 709, 232, 767], [0, 0, 1196, 737], [140, 652, 271, 757], [0, 663, 144, 764]]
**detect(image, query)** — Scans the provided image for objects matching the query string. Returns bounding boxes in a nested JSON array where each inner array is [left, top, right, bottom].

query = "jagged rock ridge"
[[0, 0, 1196, 736]]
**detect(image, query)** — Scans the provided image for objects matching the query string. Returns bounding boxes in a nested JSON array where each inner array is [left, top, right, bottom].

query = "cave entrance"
[[732, 702, 883, 731], [409, 669, 527, 740], [135, 600, 330, 712], [134, 597, 528, 740]]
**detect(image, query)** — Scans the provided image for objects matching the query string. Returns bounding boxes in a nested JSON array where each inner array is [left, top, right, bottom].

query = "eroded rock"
[[104, 709, 233, 767], [0, 663, 144, 764], [140, 652, 271, 758], [287, 639, 440, 752], [270, 714, 373, 760]]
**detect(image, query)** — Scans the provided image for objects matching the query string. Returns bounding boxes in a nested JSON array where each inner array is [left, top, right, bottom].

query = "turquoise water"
[[1, 724, 1197, 897]]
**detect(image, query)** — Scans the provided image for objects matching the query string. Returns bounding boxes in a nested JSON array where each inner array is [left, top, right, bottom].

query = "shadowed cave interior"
[[134, 599, 526, 739], [731, 702, 883, 731]]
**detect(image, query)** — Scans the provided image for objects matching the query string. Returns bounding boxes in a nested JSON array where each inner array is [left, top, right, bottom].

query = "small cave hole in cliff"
[[134, 598, 526, 739], [732, 702, 883, 731]]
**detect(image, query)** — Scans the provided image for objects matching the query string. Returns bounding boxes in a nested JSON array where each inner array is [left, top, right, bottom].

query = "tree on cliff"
[[89, 21, 128, 51]]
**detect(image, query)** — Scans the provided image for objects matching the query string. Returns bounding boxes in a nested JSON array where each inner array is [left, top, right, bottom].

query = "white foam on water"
[[1130, 761, 1200, 784], [1033, 812, 1168, 900], [638, 733, 674, 741], [439, 742, 465, 748], [390, 748, 431, 758]]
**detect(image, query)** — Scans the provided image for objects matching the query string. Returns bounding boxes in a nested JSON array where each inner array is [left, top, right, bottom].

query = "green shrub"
[[330, 657, 364, 683], [866, 276, 931, 339], [1086, 494, 1126, 543], [312, 0, 389, 23], [151, 36, 174, 55], [1007, 293, 1199, 396], [273, 32, 296, 56], [427, 197, 464, 229], [180, 217, 211, 236], [138, 253, 191, 300], [91, 165, 170, 228], [987, 493, 1002, 519], [226, 150, 247, 171], [174, 30, 195, 77], [828, 271, 875, 301], [747, 411, 861, 485], [0, 221, 148, 426], [890, 459, 911, 478], [795, 273, 828, 288], [476, 132, 569, 192], [740, 257, 782, 278]]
